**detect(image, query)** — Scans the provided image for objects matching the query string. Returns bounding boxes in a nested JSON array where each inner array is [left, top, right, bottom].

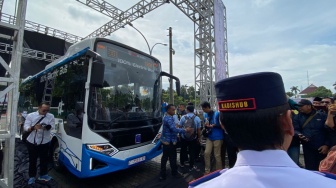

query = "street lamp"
[[127, 22, 151, 54], [150, 43, 167, 55]]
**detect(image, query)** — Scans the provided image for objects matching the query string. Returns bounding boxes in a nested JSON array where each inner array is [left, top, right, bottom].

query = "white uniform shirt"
[[194, 150, 336, 188], [24, 111, 55, 145]]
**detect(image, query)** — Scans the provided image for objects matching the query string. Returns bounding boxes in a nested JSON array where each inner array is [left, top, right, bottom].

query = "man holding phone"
[[293, 99, 329, 170]]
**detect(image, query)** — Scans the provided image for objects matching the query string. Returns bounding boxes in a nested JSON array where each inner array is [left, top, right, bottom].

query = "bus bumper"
[[62, 141, 162, 178]]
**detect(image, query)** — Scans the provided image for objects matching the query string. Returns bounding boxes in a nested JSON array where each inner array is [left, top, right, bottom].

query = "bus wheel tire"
[[52, 142, 64, 172], [14, 139, 36, 187]]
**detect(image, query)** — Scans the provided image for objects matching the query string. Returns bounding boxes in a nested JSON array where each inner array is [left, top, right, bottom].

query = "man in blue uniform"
[[189, 72, 335, 188], [160, 104, 192, 181]]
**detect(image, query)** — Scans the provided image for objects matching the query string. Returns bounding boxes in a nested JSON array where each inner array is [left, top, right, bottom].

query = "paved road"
[[49, 154, 205, 188], [49, 151, 306, 188], [50, 155, 163, 188]]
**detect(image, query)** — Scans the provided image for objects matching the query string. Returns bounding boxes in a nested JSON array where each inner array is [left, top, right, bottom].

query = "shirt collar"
[[234, 149, 299, 168]]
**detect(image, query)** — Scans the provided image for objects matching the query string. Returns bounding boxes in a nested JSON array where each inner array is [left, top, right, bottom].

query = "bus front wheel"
[[52, 142, 64, 172]]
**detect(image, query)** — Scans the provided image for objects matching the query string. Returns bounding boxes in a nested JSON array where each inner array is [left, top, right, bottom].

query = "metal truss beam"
[[84, 0, 167, 38], [83, 0, 228, 108], [170, 0, 217, 107], [1, 12, 82, 43], [0, 1, 27, 187], [0, 0, 4, 14], [75, 0, 123, 18], [169, 0, 207, 24], [0, 42, 61, 62]]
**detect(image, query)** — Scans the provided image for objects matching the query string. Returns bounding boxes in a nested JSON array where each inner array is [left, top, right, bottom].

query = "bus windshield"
[[89, 41, 162, 129]]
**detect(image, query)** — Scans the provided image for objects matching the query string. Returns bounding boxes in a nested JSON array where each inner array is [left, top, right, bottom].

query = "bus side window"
[[65, 108, 83, 139]]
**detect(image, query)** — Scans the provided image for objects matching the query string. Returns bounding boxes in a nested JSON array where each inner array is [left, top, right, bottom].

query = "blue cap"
[[215, 72, 287, 112]]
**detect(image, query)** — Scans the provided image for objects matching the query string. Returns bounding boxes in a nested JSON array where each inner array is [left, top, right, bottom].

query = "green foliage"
[[306, 86, 333, 98], [162, 85, 200, 107], [290, 86, 300, 95]]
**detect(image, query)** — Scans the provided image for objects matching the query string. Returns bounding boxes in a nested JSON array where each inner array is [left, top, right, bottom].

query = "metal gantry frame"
[[78, 0, 228, 108], [0, 12, 83, 44], [0, 42, 61, 62], [0, 0, 27, 187]]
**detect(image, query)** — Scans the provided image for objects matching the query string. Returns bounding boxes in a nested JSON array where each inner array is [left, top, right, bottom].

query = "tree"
[[306, 86, 332, 98], [290, 86, 300, 98], [187, 86, 196, 99], [180, 84, 188, 102], [162, 85, 200, 107], [286, 92, 294, 98]]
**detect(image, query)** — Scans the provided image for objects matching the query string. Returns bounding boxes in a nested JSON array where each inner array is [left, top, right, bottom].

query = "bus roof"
[[22, 37, 162, 84]]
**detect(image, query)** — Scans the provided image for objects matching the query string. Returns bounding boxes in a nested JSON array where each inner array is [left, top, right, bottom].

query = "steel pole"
[[168, 27, 173, 104]]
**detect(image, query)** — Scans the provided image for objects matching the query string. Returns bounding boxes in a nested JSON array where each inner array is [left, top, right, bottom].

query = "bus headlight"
[[152, 132, 161, 144], [86, 143, 118, 156]]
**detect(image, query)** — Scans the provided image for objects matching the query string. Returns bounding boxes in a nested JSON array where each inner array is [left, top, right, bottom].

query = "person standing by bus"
[[159, 104, 192, 181], [201, 101, 224, 175], [24, 102, 55, 185], [179, 105, 201, 171]]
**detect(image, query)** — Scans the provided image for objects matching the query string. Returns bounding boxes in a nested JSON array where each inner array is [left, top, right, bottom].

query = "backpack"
[[183, 115, 197, 141]]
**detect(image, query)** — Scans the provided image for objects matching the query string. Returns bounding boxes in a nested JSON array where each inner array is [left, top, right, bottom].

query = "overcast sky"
[[3, 0, 336, 93]]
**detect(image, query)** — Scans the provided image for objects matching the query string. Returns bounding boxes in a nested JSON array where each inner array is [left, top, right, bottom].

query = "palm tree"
[[333, 82, 336, 90], [290, 86, 300, 98]]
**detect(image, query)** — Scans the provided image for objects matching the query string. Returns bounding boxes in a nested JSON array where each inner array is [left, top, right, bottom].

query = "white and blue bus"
[[18, 38, 180, 178]]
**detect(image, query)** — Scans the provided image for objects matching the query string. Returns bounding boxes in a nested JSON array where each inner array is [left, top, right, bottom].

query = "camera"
[[40, 123, 48, 127], [40, 123, 51, 130]]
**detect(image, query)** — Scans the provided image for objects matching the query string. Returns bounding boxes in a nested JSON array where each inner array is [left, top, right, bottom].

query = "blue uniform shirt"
[[203, 111, 224, 140], [162, 102, 168, 113], [160, 114, 185, 145]]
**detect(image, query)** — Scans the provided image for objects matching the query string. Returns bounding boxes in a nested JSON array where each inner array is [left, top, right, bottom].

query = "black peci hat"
[[313, 97, 322, 102], [215, 72, 287, 112]]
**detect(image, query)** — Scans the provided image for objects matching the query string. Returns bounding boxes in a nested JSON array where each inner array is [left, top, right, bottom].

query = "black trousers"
[[180, 138, 197, 167], [160, 143, 178, 177], [302, 143, 327, 170], [26, 142, 50, 178]]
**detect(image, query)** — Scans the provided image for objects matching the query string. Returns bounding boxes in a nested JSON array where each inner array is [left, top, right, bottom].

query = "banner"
[[214, 0, 227, 81]]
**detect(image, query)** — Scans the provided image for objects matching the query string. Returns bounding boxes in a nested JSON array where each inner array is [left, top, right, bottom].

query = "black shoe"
[[172, 173, 183, 179], [159, 176, 166, 181]]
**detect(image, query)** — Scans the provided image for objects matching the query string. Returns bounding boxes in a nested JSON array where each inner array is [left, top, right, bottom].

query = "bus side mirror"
[[175, 80, 180, 96], [90, 61, 105, 88], [160, 71, 181, 96]]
